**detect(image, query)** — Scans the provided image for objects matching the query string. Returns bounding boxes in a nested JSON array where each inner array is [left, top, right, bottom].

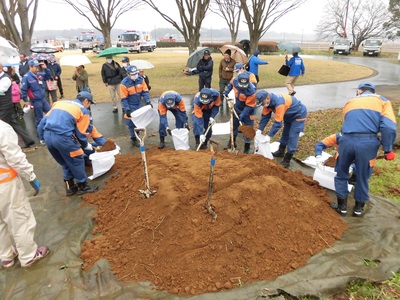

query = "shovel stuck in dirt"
[[196, 123, 213, 151], [134, 128, 157, 199], [226, 98, 239, 155], [204, 139, 220, 219], [224, 95, 256, 141]]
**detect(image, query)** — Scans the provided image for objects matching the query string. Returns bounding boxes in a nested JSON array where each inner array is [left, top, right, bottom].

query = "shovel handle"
[[209, 139, 220, 155], [231, 106, 243, 126], [196, 123, 213, 151]]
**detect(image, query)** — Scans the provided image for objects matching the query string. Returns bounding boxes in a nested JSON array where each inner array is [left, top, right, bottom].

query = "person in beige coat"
[[0, 120, 49, 268]]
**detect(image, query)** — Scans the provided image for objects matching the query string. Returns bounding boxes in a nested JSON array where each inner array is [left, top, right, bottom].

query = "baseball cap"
[[121, 56, 129, 62], [165, 97, 175, 109], [127, 65, 139, 75], [77, 91, 95, 104], [28, 60, 40, 67], [256, 90, 269, 106], [199, 88, 212, 104], [357, 82, 375, 91], [233, 63, 244, 72], [203, 49, 211, 56], [237, 73, 250, 89]]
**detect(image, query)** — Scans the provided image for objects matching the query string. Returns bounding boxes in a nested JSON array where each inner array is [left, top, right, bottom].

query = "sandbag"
[[88, 145, 120, 180], [171, 128, 190, 150], [313, 165, 353, 192], [131, 105, 158, 128], [254, 134, 273, 159]]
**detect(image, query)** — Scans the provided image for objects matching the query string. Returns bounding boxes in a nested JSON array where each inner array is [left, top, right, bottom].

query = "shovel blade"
[[139, 189, 157, 199], [239, 125, 256, 140]]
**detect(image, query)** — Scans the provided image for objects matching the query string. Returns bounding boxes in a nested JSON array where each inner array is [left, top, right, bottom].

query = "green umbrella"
[[97, 47, 129, 58]]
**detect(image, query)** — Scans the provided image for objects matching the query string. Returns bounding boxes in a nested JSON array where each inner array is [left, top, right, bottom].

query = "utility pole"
[[343, 0, 350, 38]]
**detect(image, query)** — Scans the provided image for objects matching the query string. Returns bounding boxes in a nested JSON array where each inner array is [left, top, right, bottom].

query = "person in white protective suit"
[[0, 119, 49, 268]]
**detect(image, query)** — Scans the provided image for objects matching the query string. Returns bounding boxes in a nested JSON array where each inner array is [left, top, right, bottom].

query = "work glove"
[[316, 155, 325, 167], [256, 129, 262, 136], [223, 91, 229, 98], [147, 102, 153, 108], [166, 127, 172, 136], [200, 135, 206, 143], [30, 178, 41, 196], [385, 151, 396, 161], [39, 140, 46, 145], [209, 117, 215, 126], [84, 143, 93, 151], [184, 123, 190, 131], [126, 110, 132, 118]]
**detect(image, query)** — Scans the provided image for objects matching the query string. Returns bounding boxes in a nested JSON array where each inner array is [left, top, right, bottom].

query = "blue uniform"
[[37, 100, 91, 183], [258, 93, 307, 154], [192, 88, 221, 140], [335, 91, 397, 203], [286, 54, 305, 76], [158, 91, 188, 137], [120, 76, 150, 138], [21, 69, 52, 126], [248, 54, 268, 79]]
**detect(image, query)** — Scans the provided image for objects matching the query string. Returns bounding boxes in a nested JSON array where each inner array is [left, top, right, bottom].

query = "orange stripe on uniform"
[[77, 114, 90, 135], [343, 96, 385, 116], [70, 148, 84, 158], [0, 167, 17, 184]]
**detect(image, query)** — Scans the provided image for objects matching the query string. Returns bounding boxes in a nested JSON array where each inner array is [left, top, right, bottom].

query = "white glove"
[[209, 117, 215, 126], [265, 135, 271, 143], [316, 155, 325, 167], [256, 129, 262, 136], [200, 135, 206, 143], [84, 143, 93, 151]]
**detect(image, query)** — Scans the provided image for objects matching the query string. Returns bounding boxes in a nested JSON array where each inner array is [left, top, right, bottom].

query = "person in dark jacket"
[[48, 57, 64, 99], [218, 49, 236, 97], [101, 56, 124, 113], [184, 50, 214, 91], [19, 53, 30, 78]]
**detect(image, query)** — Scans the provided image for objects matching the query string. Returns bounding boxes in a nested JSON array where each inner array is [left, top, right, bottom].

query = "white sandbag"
[[88, 145, 120, 180], [212, 121, 230, 135], [313, 165, 353, 192], [270, 141, 280, 154], [254, 134, 273, 159], [302, 152, 332, 168], [171, 128, 190, 150], [131, 105, 158, 128]]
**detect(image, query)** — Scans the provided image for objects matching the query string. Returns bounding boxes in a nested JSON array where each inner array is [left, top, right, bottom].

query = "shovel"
[[204, 139, 220, 219], [226, 98, 238, 155], [196, 123, 212, 151], [134, 128, 157, 199], [223, 95, 255, 140]]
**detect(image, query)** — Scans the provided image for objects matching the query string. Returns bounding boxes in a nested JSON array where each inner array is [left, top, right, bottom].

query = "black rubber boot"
[[352, 201, 365, 217], [280, 152, 293, 168], [330, 196, 348, 216], [77, 182, 98, 195], [200, 141, 208, 150], [64, 179, 78, 196], [272, 144, 286, 157], [224, 136, 237, 150], [84, 156, 92, 166], [349, 173, 357, 185], [158, 136, 165, 149], [243, 142, 251, 154], [195, 135, 200, 149], [130, 136, 140, 147]]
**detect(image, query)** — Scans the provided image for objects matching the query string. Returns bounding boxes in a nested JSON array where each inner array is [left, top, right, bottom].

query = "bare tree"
[[0, 0, 39, 54], [60, 0, 143, 48], [210, 0, 242, 45], [383, 0, 400, 39], [142, 0, 211, 54], [239, 0, 307, 54], [316, 0, 387, 50]]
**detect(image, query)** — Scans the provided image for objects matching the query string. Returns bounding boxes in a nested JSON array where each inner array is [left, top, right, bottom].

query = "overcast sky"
[[36, 0, 327, 35]]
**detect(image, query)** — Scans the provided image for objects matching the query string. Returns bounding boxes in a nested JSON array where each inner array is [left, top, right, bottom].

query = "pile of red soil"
[[81, 148, 347, 296]]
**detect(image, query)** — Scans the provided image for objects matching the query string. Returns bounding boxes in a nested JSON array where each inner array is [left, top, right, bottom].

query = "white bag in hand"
[[254, 134, 273, 159]]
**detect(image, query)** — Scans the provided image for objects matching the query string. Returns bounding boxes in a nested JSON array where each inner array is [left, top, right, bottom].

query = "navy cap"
[[126, 65, 139, 75], [234, 63, 243, 72], [203, 49, 211, 55], [237, 72, 250, 88], [77, 91, 95, 104], [28, 59, 40, 67], [256, 90, 269, 106], [121, 56, 129, 62], [357, 82, 375, 91], [199, 88, 212, 104]]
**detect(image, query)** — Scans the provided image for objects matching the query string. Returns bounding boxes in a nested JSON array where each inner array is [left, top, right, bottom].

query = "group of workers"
[[0, 47, 397, 270]]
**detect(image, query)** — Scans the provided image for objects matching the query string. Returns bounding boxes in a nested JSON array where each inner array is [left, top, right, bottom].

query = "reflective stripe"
[[0, 167, 18, 184], [70, 148, 84, 158]]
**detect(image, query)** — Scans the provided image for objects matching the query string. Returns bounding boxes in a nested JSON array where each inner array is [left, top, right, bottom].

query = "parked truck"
[[77, 31, 96, 53], [117, 30, 156, 53], [332, 38, 353, 55], [362, 39, 383, 56]]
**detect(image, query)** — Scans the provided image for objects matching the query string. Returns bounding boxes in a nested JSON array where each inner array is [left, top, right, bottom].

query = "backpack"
[[244, 56, 252, 71]]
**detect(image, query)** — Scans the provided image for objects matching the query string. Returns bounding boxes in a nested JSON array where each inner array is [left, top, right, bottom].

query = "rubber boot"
[[200, 141, 208, 150], [224, 136, 237, 150], [272, 144, 286, 157], [243, 142, 251, 154], [158, 136, 165, 149], [330, 196, 348, 216], [84, 156, 92, 166], [77, 181, 98, 195], [280, 152, 293, 168], [64, 179, 78, 197], [195, 135, 200, 150], [352, 201, 365, 217], [130, 136, 140, 147], [349, 173, 357, 185]]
